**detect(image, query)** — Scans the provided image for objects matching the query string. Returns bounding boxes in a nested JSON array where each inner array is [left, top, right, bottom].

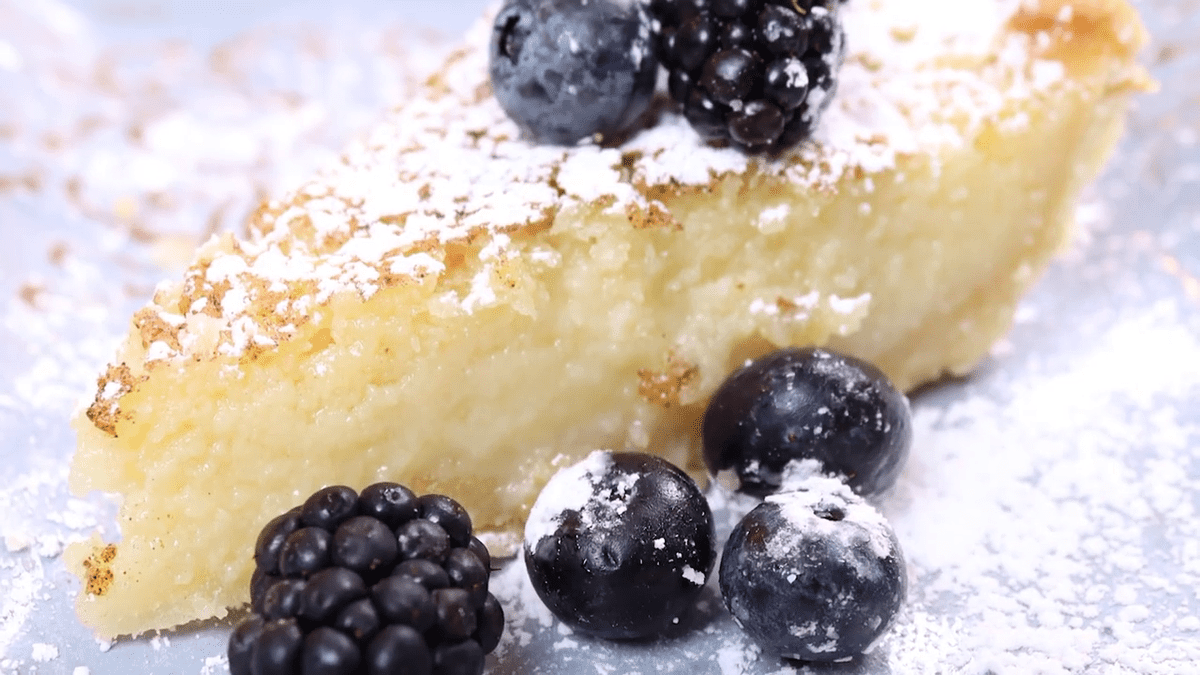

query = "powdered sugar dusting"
[[765, 475, 898, 563], [2, 0, 1194, 672], [90, 0, 1103, 385], [524, 450, 616, 547]]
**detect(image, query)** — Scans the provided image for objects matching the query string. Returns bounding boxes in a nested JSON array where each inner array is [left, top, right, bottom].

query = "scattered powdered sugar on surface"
[[1, 0, 1197, 673]]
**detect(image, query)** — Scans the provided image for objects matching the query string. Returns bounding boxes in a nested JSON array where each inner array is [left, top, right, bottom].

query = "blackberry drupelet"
[[650, 0, 846, 154], [230, 483, 504, 675]]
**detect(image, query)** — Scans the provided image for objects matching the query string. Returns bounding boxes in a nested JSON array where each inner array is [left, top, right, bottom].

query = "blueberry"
[[489, 0, 659, 145], [524, 451, 716, 639], [719, 477, 906, 661], [702, 347, 912, 497]]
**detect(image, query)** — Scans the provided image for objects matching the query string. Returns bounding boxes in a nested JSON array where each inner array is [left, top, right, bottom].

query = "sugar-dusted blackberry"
[[524, 450, 716, 639], [651, 0, 846, 154], [702, 347, 912, 497], [489, 0, 659, 145], [229, 482, 504, 675], [719, 475, 906, 661]]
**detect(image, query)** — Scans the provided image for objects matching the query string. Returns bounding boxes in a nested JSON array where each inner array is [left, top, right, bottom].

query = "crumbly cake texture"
[[67, 0, 1148, 637]]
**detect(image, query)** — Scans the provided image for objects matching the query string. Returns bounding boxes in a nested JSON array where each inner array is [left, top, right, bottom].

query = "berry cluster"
[[229, 483, 503, 675], [487, 0, 846, 155], [650, 0, 846, 154], [523, 347, 910, 663], [703, 347, 910, 661]]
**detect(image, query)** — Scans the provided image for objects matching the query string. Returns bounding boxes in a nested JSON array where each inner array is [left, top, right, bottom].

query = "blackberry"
[[702, 347, 912, 497], [719, 475, 906, 661], [650, 0, 846, 154], [489, 0, 659, 145], [229, 483, 504, 675], [524, 451, 716, 639]]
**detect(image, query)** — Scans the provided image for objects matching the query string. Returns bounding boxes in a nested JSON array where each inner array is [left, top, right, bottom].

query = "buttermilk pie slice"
[[68, 0, 1149, 637]]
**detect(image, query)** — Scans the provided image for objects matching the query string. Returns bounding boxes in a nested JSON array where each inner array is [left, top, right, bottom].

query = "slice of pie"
[[67, 0, 1149, 638]]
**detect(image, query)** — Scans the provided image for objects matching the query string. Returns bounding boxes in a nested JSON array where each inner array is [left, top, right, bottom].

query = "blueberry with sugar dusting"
[[702, 347, 911, 497], [524, 450, 716, 639], [489, 0, 659, 145], [719, 475, 906, 662], [230, 483, 504, 675], [650, 0, 846, 154]]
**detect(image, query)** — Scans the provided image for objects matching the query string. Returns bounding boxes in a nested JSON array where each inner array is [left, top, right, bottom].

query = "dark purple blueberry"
[[278, 527, 333, 578], [419, 494, 473, 548], [300, 568, 367, 623], [524, 451, 716, 639], [397, 519, 451, 563], [334, 598, 381, 645], [444, 549, 489, 607], [366, 625, 432, 675], [251, 618, 303, 675], [301, 627, 361, 675], [359, 482, 420, 529], [433, 640, 485, 675], [333, 516, 399, 576], [489, 0, 659, 145], [394, 558, 451, 590], [702, 347, 912, 497], [227, 614, 264, 675], [261, 578, 306, 621], [254, 510, 301, 575], [300, 485, 359, 530], [475, 594, 505, 653], [372, 576, 436, 632], [719, 479, 906, 661]]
